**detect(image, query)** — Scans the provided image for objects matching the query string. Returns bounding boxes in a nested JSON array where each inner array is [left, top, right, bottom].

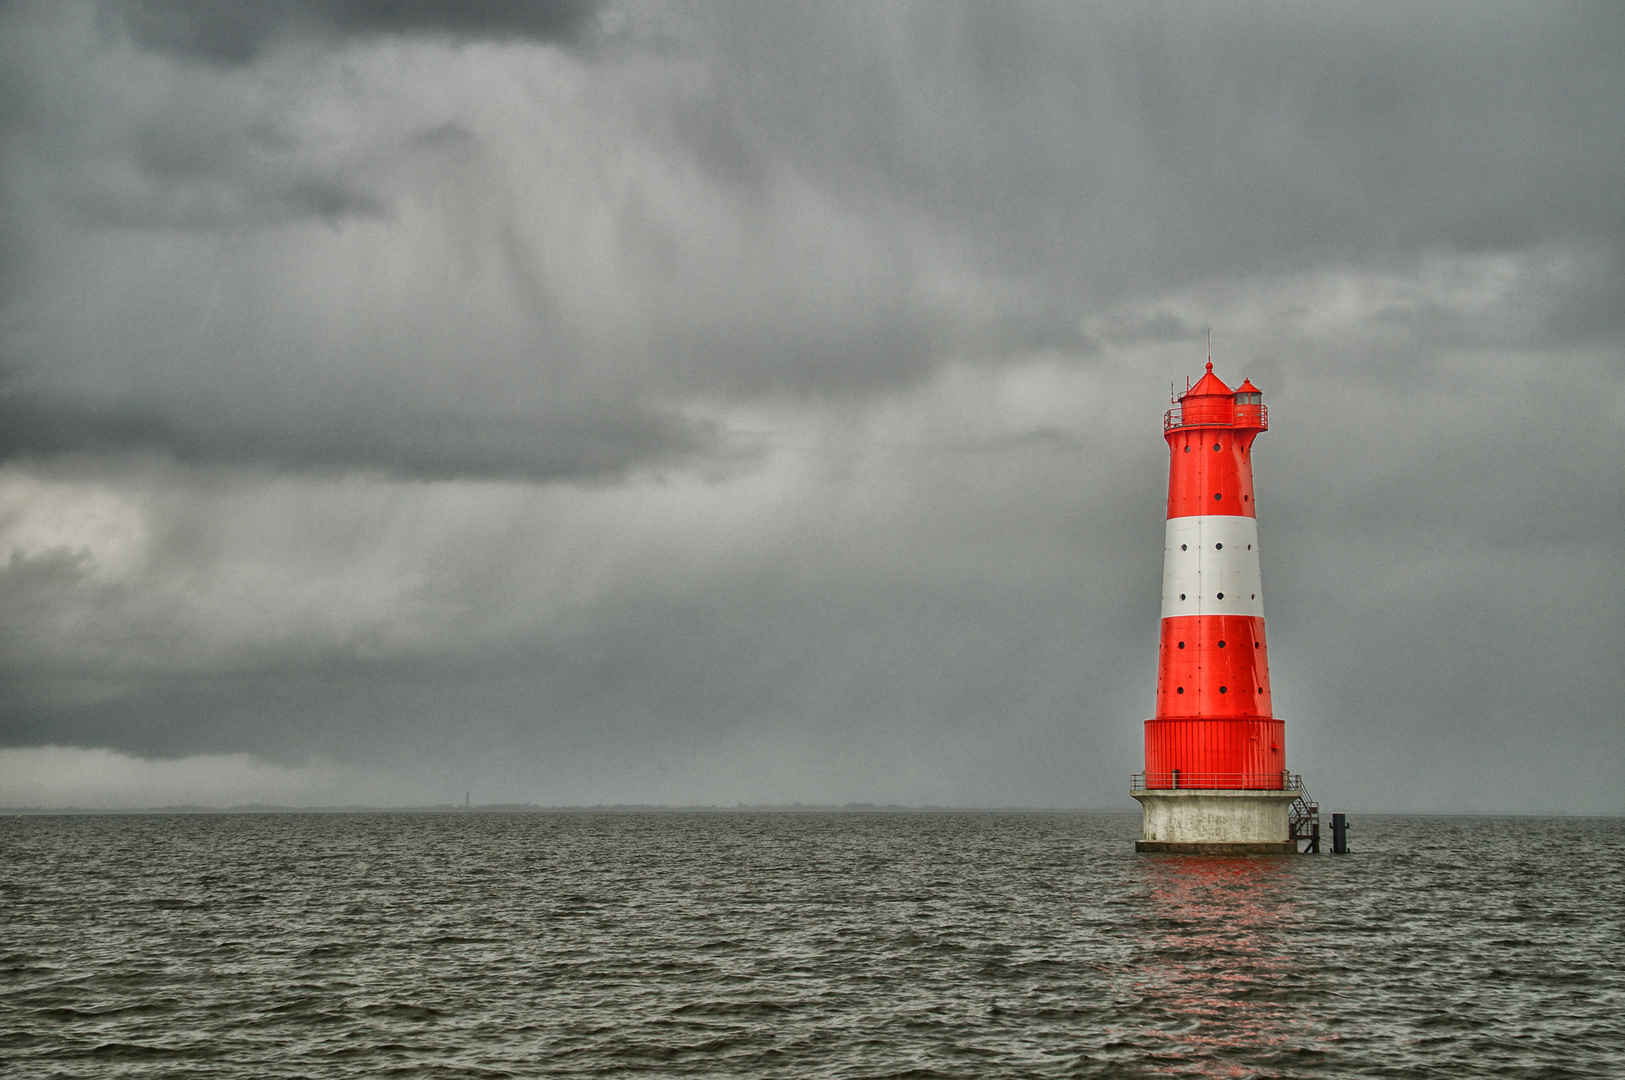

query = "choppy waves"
[[3, 813, 1620, 1077]]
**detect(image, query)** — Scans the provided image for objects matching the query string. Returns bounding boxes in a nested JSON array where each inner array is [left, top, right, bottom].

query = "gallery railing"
[[1130, 772, 1302, 793], [1164, 403, 1268, 431]]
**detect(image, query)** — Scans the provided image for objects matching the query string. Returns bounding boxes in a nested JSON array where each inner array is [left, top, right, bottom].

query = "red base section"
[[1144, 717, 1285, 788]]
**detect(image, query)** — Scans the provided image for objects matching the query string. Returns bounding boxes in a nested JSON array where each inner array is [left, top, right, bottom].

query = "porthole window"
[[1215, 543, 1223, 550], [1257, 686, 1264, 693], [1254, 642, 1260, 649], [1181, 544, 1187, 551], [1247, 544, 1252, 550], [1219, 686, 1228, 694], [1179, 593, 1186, 600], [1184, 446, 1190, 453], [1214, 493, 1222, 500], [1177, 687, 1184, 694], [1243, 495, 1249, 502], [1217, 641, 1226, 648], [1216, 592, 1224, 599], [1250, 593, 1256, 599], [1177, 642, 1185, 649], [1213, 443, 1220, 452]]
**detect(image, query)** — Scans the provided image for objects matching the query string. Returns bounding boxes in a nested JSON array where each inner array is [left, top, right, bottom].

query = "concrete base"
[[1131, 788, 1300, 855]]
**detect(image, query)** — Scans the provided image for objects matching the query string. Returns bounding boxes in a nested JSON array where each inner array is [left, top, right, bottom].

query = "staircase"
[[1289, 785, 1321, 854]]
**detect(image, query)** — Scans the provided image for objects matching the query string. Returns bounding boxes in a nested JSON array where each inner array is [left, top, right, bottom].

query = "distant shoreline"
[[4, 806, 1617, 819], [1, 803, 1141, 816]]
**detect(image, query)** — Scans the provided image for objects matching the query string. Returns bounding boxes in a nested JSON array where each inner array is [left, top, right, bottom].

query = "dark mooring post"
[[1309, 821, 1320, 854], [1331, 813, 1348, 854]]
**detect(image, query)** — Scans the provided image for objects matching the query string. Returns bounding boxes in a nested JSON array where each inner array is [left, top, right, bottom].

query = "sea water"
[[3, 812, 1620, 1077]]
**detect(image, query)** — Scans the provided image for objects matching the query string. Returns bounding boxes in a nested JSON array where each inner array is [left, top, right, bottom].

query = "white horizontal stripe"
[[1161, 516, 1264, 619]]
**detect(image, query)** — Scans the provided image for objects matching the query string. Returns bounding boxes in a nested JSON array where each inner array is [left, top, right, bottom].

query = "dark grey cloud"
[[7, 3, 1621, 441], [0, 383, 721, 481], [682, 3, 1625, 297], [0, 435, 1165, 804], [108, 0, 601, 64]]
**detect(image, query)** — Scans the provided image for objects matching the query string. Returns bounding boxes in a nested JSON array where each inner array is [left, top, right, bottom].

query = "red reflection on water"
[[1115, 857, 1325, 1077]]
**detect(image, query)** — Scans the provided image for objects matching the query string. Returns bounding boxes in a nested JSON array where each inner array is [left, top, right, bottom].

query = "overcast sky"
[[1, 0, 1621, 812]]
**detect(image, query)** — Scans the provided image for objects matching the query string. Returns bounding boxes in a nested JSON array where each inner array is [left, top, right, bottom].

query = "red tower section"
[[1145, 364, 1284, 790]]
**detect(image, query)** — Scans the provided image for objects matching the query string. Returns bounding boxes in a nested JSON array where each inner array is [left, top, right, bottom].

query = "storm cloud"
[[108, 0, 600, 65], [1, 1, 1621, 812]]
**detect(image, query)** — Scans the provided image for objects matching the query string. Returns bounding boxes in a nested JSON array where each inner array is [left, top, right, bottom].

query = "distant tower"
[[1131, 361, 1303, 853]]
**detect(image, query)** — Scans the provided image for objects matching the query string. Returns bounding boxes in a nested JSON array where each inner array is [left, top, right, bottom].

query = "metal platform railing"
[[1131, 771, 1302, 793], [1164, 403, 1267, 431]]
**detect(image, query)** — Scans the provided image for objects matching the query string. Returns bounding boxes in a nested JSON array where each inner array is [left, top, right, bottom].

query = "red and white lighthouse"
[[1131, 361, 1305, 853]]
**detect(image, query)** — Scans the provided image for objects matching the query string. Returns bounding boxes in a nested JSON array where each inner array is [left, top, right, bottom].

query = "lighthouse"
[[1131, 361, 1307, 853]]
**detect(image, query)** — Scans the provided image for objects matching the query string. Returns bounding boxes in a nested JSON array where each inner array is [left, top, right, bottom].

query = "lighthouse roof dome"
[[1233, 378, 1262, 395], [1180, 362, 1232, 400]]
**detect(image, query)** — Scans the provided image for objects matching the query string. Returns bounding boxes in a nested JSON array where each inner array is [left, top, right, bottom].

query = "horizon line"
[[4, 803, 1618, 819]]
